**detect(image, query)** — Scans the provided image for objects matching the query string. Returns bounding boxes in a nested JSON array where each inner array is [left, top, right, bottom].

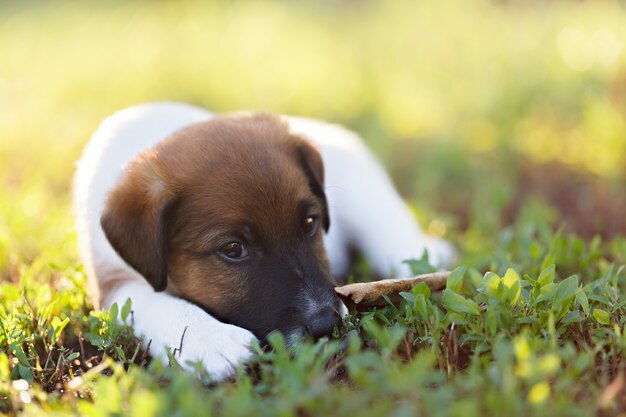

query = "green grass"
[[2, 0, 626, 416]]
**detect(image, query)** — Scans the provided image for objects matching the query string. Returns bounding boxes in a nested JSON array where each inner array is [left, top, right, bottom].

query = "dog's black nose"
[[306, 310, 342, 339]]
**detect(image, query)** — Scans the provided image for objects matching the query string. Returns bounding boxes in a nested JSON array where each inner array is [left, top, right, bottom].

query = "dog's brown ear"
[[294, 142, 330, 231], [100, 154, 175, 291]]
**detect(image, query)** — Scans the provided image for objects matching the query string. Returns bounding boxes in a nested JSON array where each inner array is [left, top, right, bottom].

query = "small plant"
[[83, 299, 144, 367]]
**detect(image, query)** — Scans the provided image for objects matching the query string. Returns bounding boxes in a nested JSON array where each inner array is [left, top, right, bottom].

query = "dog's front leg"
[[104, 279, 257, 381]]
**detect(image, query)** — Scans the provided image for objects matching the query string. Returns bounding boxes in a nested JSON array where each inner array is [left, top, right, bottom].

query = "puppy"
[[73, 102, 454, 380]]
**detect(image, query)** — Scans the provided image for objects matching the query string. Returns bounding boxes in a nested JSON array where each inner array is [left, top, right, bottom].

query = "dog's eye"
[[304, 216, 319, 237], [219, 241, 248, 261]]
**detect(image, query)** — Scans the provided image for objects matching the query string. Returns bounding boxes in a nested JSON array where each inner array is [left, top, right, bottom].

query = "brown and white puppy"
[[73, 102, 455, 381]]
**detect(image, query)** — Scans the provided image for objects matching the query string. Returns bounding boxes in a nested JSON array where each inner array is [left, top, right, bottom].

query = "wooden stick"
[[334, 271, 450, 310]]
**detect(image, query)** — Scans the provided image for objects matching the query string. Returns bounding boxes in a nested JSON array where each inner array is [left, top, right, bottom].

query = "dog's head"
[[101, 113, 343, 341]]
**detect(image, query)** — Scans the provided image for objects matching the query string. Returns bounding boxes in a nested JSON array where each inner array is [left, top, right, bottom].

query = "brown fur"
[[101, 113, 339, 338]]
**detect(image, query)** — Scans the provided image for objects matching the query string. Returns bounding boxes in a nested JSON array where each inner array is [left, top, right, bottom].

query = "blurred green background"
[[1, 0, 625, 273]]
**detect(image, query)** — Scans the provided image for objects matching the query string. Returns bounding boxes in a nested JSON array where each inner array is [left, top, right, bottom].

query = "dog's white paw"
[[134, 301, 257, 382], [173, 321, 257, 381]]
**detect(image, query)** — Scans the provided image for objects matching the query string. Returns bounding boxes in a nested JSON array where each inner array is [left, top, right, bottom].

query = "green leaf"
[[442, 289, 480, 316], [446, 266, 467, 293], [484, 308, 497, 336], [10, 364, 19, 380], [554, 275, 579, 307], [121, 298, 132, 323], [445, 312, 469, 325], [593, 308, 610, 325], [482, 272, 502, 300], [109, 302, 119, 323], [12, 345, 29, 366], [266, 331, 287, 354], [382, 294, 394, 307], [587, 294, 612, 306], [38, 299, 58, 327], [115, 346, 127, 362], [541, 252, 555, 272], [412, 282, 431, 298], [561, 310, 583, 325], [537, 264, 556, 287], [575, 291, 590, 315], [88, 334, 105, 349], [535, 283, 557, 304], [399, 291, 414, 304], [17, 364, 34, 382], [502, 268, 521, 305], [52, 317, 70, 345], [403, 251, 436, 275], [414, 294, 431, 319]]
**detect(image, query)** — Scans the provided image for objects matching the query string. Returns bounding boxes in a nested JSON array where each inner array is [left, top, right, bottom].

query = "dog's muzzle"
[[305, 308, 343, 339]]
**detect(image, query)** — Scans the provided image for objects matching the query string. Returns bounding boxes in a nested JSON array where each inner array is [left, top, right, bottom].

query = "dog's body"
[[74, 102, 454, 380]]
